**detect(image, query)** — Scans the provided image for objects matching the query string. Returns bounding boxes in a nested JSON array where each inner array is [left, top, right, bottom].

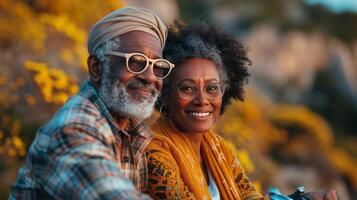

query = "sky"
[[305, 0, 357, 13]]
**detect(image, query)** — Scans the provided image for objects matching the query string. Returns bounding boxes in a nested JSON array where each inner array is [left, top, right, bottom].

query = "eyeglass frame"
[[105, 50, 175, 79], [175, 81, 227, 101]]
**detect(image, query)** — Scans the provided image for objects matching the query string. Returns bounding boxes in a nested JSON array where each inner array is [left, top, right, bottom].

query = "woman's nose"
[[193, 87, 209, 105]]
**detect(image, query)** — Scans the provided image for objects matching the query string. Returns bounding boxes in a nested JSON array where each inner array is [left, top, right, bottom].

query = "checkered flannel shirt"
[[9, 81, 153, 199]]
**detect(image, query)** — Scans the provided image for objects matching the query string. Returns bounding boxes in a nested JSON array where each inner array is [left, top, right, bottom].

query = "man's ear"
[[87, 55, 102, 84]]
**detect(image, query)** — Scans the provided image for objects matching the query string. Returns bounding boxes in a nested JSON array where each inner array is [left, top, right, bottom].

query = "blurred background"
[[0, 0, 356, 199]]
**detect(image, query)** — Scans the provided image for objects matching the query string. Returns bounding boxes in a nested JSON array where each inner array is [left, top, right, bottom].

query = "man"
[[10, 7, 174, 199]]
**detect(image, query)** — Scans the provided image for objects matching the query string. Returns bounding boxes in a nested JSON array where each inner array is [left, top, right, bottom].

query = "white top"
[[207, 168, 221, 200]]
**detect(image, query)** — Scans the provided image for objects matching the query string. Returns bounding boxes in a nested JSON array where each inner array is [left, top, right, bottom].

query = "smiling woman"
[[166, 58, 224, 134], [143, 21, 261, 200], [144, 21, 338, 200]]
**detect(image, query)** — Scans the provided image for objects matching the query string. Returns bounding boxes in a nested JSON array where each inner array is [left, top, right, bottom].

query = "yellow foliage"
[[214, 115, 253, 145], [11, 95, 19, 104], [270, 104, 334, 147], [236, 149, 256, 173], [0, 75, 6, 86], [0, 92, 10, 108], [329, 149, 357, 189], [69, 85, 80, 94], [12, 136, 24, 149], [33, 0, 123, 26], [25, 61, 79, 105], [15, 77, 26, 87], [0, 116, 26, 158], [11, 119, 21, 136], [252, 181, 262, 194], [215, 92, 288, 153], [225, 140, 256, 173], [40, 14, 87, 44], [26, 95, 37, 106], [1, 115, 11, 126], [0, 0, 47, 51], [40, 13, 88, 69], [7, 147, 16, 157], [0, 0, 124, 162]]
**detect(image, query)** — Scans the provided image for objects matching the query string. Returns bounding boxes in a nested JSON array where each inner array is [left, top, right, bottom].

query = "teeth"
[[189, 112, 210, 117]]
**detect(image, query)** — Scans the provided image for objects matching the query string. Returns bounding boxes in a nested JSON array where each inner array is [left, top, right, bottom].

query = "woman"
[[145, 21, 337, 200]]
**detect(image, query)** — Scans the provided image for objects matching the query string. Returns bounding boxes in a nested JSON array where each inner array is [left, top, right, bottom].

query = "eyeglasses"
[[105, 51, 175, 79], [175, 82, 226, 100]]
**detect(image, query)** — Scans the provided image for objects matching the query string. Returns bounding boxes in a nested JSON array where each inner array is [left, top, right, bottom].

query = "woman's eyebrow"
[[178, 78, 220, 84], [205, 78, 220, 83], [178, 79, 195, 84]]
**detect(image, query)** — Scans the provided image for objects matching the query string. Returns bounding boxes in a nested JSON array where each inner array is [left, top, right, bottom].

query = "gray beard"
[[98, 75, 159, 120]]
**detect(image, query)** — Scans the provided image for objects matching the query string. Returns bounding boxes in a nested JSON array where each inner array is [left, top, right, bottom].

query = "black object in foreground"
[[267, 186, 312, 200]]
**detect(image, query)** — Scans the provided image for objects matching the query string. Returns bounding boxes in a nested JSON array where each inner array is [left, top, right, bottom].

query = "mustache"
[[125, 79, 159, 95]]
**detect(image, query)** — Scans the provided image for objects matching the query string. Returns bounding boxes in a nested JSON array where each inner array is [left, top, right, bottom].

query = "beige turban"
[[87, 7, 167, 55]]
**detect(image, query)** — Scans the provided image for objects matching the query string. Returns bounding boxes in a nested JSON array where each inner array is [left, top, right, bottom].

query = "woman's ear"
[[87, 55, 102, 85]]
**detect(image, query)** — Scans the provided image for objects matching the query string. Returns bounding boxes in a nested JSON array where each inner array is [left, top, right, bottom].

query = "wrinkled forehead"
[[118, 31, 163, 58]]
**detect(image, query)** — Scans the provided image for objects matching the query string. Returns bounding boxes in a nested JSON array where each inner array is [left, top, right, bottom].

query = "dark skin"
[[87, 31, 163, 129], [163, 59, 338, 199], [163, 58, 223, 184]]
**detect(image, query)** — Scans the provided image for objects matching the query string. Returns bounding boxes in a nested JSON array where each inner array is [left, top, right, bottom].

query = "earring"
[[159, 104, 168, 114], [159, 104, 165, 113]]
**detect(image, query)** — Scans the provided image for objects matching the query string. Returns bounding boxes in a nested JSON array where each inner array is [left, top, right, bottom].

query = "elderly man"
[[10, 7, 174, 199]]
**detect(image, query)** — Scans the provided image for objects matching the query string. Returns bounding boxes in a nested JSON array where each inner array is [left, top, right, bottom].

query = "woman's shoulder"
[[147, 118, 180, 150], [146, 134, 170, 151], [147, 126, 174, 152]]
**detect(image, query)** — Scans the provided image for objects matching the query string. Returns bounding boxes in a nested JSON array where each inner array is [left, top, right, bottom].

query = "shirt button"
[[122, 156, 130, 163]]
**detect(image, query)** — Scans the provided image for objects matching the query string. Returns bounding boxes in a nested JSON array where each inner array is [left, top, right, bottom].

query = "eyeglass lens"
[[128, 54, 171, 78], [177, 83, 224, 100]]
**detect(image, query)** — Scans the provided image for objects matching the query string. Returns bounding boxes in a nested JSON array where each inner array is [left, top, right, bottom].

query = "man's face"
[[97, 31, 163, 119]]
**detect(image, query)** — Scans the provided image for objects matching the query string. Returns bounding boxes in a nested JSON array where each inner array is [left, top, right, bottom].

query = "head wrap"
[[87, 7, 167, 55]]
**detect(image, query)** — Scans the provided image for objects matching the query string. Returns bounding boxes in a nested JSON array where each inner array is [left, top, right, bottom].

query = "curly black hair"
[[156, 20, 251, 114]]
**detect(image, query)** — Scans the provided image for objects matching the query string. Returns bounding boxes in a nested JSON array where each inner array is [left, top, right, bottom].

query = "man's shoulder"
[[47, 94, 104, 129], [26, 94, 114, 159]]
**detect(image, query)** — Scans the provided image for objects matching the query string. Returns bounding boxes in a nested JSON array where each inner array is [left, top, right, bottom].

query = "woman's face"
[[165, 58, 223, 133]]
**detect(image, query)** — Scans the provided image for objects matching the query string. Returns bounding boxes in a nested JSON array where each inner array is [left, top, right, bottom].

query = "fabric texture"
[[87, 7, 167, 54], [208, 168, 221, 200], [145, 116, 267, 200], [10, 81, 153, 200]]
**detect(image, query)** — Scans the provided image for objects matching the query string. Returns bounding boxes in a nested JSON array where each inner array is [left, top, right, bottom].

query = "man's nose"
[[136, 62, 157, 84]]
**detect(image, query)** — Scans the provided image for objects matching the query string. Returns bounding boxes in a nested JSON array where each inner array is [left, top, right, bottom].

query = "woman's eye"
[[206, 85, 219, 93], [180, 85, 196, 94]]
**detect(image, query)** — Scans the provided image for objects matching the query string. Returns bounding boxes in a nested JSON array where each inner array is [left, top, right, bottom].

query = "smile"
[[128, 87, 153, 96], [188, 112, 211, 117]]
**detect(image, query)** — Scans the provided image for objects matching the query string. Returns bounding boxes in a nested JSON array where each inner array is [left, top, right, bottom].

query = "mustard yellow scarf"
[[150, 116, 243, 200]]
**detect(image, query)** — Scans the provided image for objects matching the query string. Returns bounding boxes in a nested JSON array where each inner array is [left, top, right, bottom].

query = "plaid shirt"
[[10, 81, 153, 199]]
